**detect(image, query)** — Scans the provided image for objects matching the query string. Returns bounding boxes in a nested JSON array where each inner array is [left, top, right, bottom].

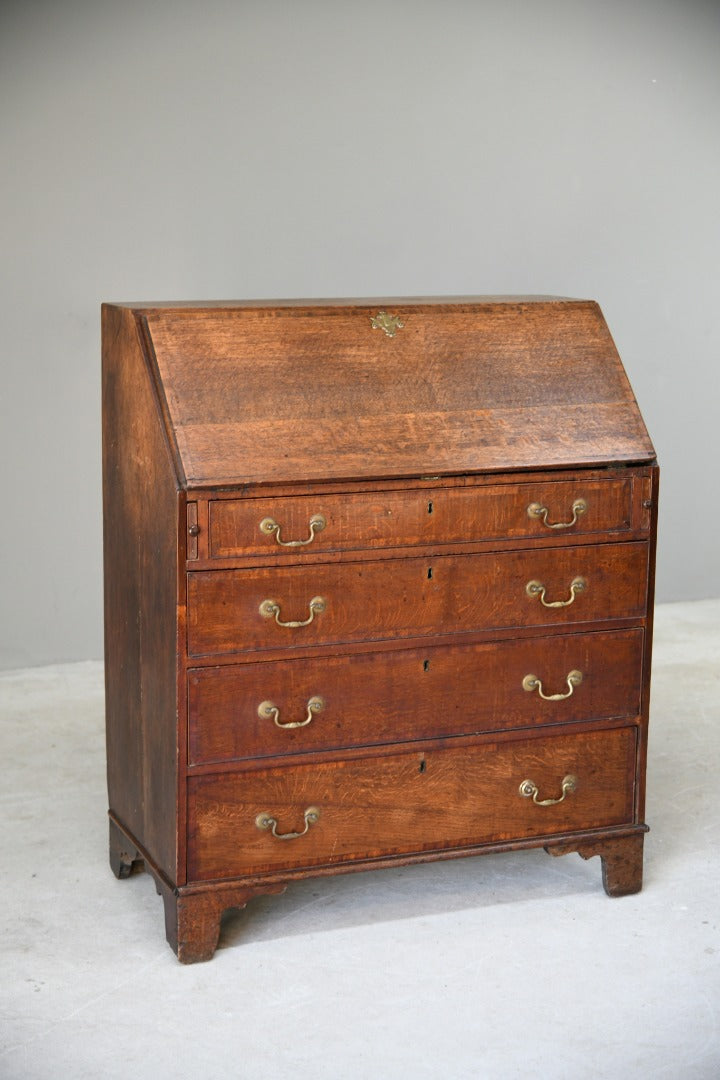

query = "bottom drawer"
[[187, 727, 637, 881]]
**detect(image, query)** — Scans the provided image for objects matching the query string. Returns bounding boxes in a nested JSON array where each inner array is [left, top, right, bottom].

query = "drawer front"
[[187, 726, 637, 880], [188, 628, 644, 765], [208, 477, 634, 558], [187, 542, 649, 657]]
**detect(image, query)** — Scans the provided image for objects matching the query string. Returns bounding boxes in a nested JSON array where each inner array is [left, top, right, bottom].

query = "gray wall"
[[1, 0, 719, 669]]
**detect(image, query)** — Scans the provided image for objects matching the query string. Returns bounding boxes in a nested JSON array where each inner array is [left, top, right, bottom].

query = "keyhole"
[[427, 566, 433, 579], [428, 501, 434, 514], [423, 659, 430, 672], [419, 759, 427, 773]]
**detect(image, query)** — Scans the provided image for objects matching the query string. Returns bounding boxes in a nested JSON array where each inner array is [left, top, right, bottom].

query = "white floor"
[[1, 600, 719, 1080]]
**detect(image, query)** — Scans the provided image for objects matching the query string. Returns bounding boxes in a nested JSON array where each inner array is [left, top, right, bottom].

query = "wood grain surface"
[[131, 299, 655, 486], [102, 305, 181, 880], [187, 628, 644, 766], [207, 475, 635, 559], [102, 297, 657, 960], [186, 541, 649, 657], [187, 726, 637, 880]]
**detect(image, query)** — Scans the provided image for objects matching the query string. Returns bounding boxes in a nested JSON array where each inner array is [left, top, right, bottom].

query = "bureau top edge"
[[104, 295, 584, 312]]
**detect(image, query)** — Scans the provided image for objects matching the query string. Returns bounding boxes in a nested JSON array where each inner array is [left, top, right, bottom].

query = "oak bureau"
[[102, 297, 658, 962]]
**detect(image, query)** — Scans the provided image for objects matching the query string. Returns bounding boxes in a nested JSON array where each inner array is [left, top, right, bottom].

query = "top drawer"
[[206, 476, 636, 559]]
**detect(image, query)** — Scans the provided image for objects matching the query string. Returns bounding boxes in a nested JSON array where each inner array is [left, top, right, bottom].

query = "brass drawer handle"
[[259, 514, 326, 547], [522, 670, 583, 700], [255, 806, 320, 840], [525, 576, 586, 608], [258, 696, 324, 729], [259, 596, 326, 627], [527, 498, 587, 529], [519, 775, 578, 807]]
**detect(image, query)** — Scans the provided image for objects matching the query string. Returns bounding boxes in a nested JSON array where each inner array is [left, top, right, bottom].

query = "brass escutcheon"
[[259, 514, 326, 547], [522, 670, 583, 701], [371, 311, 404, 337], [258, 696, 324, 729], [255, 806, 320, 840], [527, 498, 587, 529], [519, 775, 578, 807]]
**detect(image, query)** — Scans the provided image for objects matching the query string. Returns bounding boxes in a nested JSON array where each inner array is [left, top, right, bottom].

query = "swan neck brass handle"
[[525, 577, 586, 608], [259, 513, 326, 547], [519, 775, 578, 807], [258, 696, 324, 729], [255, 806, 320, 840], [522, 670, 583, 701], [527, 498, 587, 529], [259, 596, 326, 628]]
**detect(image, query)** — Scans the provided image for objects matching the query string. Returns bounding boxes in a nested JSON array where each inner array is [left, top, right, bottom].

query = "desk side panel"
[[102, 304, 181, 881]]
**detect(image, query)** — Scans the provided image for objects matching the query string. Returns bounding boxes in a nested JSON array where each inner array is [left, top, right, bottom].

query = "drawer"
[[207, 477, 635, 558], [187, 726, 637, 880], [186, 541, 649, 657], [187, 628, 644, 765]]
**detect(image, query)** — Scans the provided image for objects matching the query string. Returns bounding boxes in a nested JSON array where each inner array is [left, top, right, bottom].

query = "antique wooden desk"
[[102, 297, 658, 962]]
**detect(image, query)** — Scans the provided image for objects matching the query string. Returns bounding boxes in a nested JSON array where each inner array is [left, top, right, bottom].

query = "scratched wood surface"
[[117, 298, 656, 486]]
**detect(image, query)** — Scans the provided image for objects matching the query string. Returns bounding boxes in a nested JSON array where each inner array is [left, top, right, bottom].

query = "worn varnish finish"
[[103, 296, 658, 961]]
